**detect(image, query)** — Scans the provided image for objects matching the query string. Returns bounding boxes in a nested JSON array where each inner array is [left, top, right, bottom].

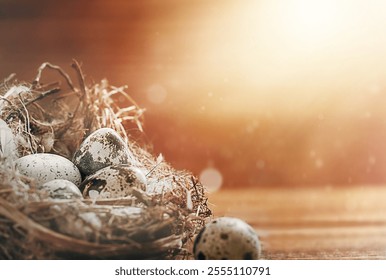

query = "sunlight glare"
[[283, 0, 341, 47]]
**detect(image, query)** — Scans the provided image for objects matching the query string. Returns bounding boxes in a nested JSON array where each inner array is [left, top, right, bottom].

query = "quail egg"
[[73, 128, 137, 176], [80, 164, 147, 199], [15, 153, 82, 186], [0, 119, 18, 160], [39, 179, 82, 199], [193, 217, 261, 260]]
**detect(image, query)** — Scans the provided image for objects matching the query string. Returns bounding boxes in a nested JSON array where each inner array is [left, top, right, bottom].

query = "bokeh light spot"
[[146, 84, 167, 104], [199, 167, 223, 192]]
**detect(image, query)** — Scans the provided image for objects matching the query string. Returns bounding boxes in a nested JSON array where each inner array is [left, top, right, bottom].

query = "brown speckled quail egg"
[[73, 128, 137, 176], [80, 165, 147, 199], [39, 179, 82, 199], [193, 217, 261, 260], [15, 153, 82, 186]]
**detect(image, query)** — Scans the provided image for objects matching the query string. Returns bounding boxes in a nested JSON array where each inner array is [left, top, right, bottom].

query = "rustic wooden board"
[[208, 186, 386, 259]]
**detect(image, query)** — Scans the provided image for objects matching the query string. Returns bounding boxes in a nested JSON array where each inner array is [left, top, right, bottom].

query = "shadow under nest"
[[0, 61, 211, 259]]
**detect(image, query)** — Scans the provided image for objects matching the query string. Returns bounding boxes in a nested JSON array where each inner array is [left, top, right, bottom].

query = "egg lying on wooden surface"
[[193, 217, 261, 260], [15, 153, 82, 186], [80, 165, 147, 199], [73, 128, 137, 176], [39, 179, 82, 199]]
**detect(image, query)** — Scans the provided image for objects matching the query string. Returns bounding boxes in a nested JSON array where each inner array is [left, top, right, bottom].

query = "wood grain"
[[208, 186, 386, 259]]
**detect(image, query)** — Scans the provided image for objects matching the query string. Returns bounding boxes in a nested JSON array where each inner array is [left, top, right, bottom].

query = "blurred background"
[[1, 0, 386, 190]]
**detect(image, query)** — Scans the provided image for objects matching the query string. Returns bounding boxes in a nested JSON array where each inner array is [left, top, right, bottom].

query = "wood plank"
[[208, 186, 386, 259]]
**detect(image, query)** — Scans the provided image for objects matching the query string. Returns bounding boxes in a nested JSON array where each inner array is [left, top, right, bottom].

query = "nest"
[[0, 61, 211, 259]]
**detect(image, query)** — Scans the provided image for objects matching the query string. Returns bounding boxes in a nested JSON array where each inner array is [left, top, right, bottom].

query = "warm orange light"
[[172, 0, 386, 117], [277, 0, 342, 47]]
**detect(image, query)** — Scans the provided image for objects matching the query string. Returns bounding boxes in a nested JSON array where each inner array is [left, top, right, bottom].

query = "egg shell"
[[15, 153, 82, 186], [73, 128, 136, 176], [0, 119, 18, 160], [39, 179, 82, 199], [80, 164, 147, 199], [193, 217, 261, 260]]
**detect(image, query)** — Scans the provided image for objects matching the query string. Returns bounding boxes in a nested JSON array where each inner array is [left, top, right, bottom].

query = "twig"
[[3, 73, 16, 84], [33, 62, 76, 91], [18, 96, 31, 133], [71, 59, 86, 97], [110, 85, 141, 109], [23, 88, 61, 107], [17, 96, 37, 153], [0, 97, 15, 108]]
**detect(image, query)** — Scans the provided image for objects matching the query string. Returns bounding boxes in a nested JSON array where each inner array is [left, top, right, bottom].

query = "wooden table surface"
[[208, 186, 386, 259]]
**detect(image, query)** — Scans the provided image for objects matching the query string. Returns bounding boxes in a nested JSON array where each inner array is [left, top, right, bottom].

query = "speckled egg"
[[15, 153, 82, 186], [0, 119, 18, 160], [193, 217, 261, 260], [80, 165, 147, 199], [73, 128, 136, 176], [39, 179, 82, 199]]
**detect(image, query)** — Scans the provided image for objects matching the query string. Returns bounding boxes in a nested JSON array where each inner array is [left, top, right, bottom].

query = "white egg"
[[193, 217, 261, 260], [73, 128, 137, 176], [39, 179, 82, 199], [80, 165, 147, 199], [15, 153, 82, 186], [0, 119, 18, 160]]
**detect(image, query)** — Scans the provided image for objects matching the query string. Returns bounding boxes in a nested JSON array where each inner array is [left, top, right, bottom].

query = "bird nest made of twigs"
[[0, 61, 211, 259]]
